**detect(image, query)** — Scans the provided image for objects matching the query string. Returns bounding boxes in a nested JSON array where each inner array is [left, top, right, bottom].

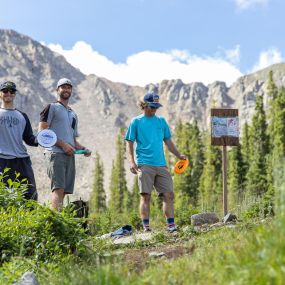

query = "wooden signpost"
[[211, 109, 239, 216]]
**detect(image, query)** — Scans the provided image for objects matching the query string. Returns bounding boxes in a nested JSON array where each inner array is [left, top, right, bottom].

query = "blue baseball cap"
[[0, 81, 17, 91], [144, 92, 162, 108]]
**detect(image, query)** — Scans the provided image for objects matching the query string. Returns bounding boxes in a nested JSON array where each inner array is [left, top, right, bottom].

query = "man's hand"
[[83, 149, 92, 157], [179, 154, 188, 160], [130, 162, 138, 174], [62, 143, 75, 156]]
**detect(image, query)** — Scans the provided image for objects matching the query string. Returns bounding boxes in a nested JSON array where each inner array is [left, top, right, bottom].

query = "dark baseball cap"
[[0, 81, 17, 91], [144, 92, 162, 108]]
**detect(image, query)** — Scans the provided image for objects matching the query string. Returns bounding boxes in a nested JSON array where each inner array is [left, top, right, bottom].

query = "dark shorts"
[[44, 152, 75, 194], [0, 157, 38, 200]]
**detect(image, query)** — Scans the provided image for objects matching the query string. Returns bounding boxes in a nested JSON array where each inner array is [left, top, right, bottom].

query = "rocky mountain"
[[1, 29, 285, 203]]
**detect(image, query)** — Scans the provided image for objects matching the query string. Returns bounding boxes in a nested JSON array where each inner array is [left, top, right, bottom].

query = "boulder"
[[14, 272, 39, 285], [191, 212, 219, 226]]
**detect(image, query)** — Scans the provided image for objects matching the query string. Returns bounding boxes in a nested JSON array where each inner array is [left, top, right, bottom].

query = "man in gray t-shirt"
[[0, 81, 38, 200], [39, 78, 91, 210]]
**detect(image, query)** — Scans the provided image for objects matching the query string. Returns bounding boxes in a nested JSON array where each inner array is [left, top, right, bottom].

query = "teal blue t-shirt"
[[125, 114, 171, 166]]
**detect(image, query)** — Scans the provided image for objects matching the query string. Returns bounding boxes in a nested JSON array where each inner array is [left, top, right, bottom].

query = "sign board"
[[211, 109, 239, 146]]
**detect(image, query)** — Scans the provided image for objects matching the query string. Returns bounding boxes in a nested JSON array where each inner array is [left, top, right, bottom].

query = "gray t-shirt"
[[0, 108, 38, 159], [40, 102, 79, 153]]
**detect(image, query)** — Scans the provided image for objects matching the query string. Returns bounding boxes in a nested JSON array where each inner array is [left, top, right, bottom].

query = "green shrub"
[[0, 170, 87, 265], [0, 205, 87, 264], [0, 168, 29, 208], [175, 204, 199, 227]]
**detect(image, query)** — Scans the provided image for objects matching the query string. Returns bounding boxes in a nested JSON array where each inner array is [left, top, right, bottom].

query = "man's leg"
[[162, 192, 174, 218], [154, 167, 177, 232], [45, 153, 66, 210], [19, 157, 38, 201], [140, 193, 151, 231], [138, 165, 155, 231], [163, 192, 177, 232], [51, 188, 65, 210]]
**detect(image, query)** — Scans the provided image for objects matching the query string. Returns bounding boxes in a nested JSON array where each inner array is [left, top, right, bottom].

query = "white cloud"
[[252, 48, 283, 72], [46, 41, 243, 87], [235, 0, 269, 9], [225, 45, 241, 65]]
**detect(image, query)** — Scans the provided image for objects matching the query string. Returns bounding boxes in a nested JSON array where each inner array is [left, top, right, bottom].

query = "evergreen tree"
[[266, 71, 285, 166], [266, 71, 279, 193], [188, 120, 205, 205], [198, 135, 222, 212], [241, 122, 250, 178], [271, 87, 285, 162], [109, 128, 128, 213], [267, 70, 278, 101], [228, 144, 246, 208], [173, 121, 204, 207], [246, 94, 269, 197], [173, 122, 192, 208], [89, 153, 106, 213], [131, 176, 140, 211]]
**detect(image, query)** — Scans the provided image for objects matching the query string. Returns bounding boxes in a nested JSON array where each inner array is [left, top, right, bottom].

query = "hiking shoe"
[[167, 225, 178, 233], [143, 227, 152, 232]]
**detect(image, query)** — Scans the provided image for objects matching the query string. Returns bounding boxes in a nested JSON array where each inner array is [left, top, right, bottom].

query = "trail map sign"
[[211, 109, 239, 146], [210, 108, 239, 216]]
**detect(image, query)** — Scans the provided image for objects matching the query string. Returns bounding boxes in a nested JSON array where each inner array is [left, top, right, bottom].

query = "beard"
[[59, 92, 71, 100]]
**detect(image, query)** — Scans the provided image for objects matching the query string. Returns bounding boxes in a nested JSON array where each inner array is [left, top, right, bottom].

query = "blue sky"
[[0, 0, 284, 86]]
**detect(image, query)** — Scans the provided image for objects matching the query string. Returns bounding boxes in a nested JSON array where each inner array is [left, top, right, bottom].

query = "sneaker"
[[143, 227, 152, 232], [167, 225, 178, 233]]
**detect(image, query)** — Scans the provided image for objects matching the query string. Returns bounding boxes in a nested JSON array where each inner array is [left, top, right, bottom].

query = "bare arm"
[[126, 140, 138, 174], [164, 139, 187, 160]]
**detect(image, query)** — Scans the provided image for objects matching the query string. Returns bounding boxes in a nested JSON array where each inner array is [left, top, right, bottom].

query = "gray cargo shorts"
[[44, 152, 75, 194], [137, 165, 173, 194]]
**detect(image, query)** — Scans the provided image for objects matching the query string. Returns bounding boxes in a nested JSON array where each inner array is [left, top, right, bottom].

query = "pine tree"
[[173, 121, 204, 207], [246, 94, 269, 197], [131, 176, 140, 211], [228, 144, 246, 208], [241, 122, 250, 178], [266, 71, 285, 165], [271, 87, 285, 162], [109, 128, 128, 213], [266, 71, 279, 193], [267, 70, 278, 101], [173, 122, 192, 208], [198, 135, 222, 212], [89, 153, 106, 213], [188, 120, 204, 205]]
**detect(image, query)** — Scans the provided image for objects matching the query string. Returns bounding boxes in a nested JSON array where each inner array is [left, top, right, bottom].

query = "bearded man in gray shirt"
[[0, 81, 38, 200], [39, 78, 91, 210]]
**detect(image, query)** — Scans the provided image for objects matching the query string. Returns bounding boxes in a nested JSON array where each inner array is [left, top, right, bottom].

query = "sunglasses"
[[150, 106, 158, 109], [1, 89, 16, 94]]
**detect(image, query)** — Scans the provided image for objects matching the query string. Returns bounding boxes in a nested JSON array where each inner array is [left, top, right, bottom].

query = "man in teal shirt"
[[125, 92, 187, 232]]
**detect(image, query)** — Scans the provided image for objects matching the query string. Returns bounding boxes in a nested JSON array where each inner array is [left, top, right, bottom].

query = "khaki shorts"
[[137, 165, 173, 194], [44, 152, 75, 194]]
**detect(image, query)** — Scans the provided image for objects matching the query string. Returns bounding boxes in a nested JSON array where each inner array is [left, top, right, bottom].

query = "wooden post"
[[211, 108, 238, 216], [222, 145, 228, 216]]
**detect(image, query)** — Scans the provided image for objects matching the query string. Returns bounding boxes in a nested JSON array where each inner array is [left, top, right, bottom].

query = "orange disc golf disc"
[[174, 159, 189, 174]]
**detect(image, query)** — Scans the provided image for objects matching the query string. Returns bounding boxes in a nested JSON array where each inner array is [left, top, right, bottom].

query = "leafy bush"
[[175, 204, 199, 227], [0, 169, 87, 265], [242, 191, 274, 220], [0, 168, 29, 208]]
